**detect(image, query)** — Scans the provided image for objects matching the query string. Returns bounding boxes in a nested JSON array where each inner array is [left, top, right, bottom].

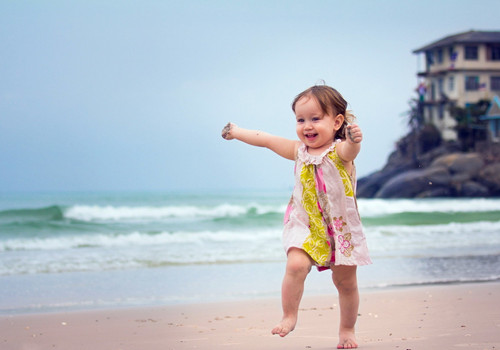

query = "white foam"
[[0, 229, 282, 252], [64, 203, 286, 222], [366, 220, 500, 253], [0, 229, 285, 275], [358, 198, 500, 217], [63, 199, 500, 222]]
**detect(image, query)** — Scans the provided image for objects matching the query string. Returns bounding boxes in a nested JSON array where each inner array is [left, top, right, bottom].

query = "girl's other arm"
[[336, 124, 362, 163], [221, 122, 298, 161]]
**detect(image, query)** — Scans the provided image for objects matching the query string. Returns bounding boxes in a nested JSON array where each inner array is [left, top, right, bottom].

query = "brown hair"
[[291, 85, 355, 140]]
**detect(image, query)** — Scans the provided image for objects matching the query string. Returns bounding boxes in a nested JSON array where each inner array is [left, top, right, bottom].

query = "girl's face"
[[294, 96, 344, 155]]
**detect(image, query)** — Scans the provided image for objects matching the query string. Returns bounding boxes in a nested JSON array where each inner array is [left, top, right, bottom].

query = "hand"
[[221, 122, 236, 140], [346, 124, 362, 144]]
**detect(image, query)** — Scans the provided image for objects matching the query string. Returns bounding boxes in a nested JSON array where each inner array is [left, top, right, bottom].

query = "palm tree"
[[449, 100, 489, 151]]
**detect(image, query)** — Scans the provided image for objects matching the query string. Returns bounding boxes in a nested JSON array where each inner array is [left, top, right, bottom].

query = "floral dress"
[[283, 141, 372, 269]]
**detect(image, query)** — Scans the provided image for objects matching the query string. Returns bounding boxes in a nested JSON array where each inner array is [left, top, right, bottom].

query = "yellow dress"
[[282, 142, 371, 269]]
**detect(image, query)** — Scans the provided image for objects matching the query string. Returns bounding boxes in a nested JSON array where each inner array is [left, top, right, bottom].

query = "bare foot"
[[337, 328, 358, 349], [271, 316, 297, 337]]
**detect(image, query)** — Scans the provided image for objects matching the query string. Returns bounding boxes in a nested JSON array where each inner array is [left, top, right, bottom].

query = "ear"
[[333, 114, 345, 130]]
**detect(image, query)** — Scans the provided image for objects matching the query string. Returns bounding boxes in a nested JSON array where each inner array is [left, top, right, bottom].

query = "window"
[[448, 76, 455, 92], [438, 78, 444, 94], [465, 45, 478, 60], [426, 51, 434, 65], [449, 47, 458, 61], [436, 49, 443, 63], [465, 76, 480, 91], [491, 76, 500, 90], [487, 44, 500, 61], [448, 46, 454, 58]]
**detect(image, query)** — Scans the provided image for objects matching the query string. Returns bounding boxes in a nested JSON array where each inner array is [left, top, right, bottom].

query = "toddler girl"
[[221, 84, 371, 349]]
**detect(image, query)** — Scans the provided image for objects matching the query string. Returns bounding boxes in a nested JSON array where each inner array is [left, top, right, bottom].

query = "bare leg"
[[271, 248, 312, 337], [331, 265, 359, 349]]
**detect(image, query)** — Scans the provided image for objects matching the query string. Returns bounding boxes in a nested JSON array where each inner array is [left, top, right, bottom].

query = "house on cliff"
[[413, 30, 500, 141], [357, 30, 500, 198]]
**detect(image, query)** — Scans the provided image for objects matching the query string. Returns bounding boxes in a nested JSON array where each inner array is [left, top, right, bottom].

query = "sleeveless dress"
[[283, 141, 372, 270]]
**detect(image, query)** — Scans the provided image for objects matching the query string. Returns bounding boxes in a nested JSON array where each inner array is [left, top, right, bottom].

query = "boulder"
[[375, 166, 450, 198], [357, 137, 500, 198], [431, 153, 484, 176], [357, 158, 416, 198], [478, 163, 500, 195], [416, 142, 461, 168], [450, 172, 473, 184], [460, 181, 489, 197], [356, 171, 385, 198], [416, 187, 452, 198]]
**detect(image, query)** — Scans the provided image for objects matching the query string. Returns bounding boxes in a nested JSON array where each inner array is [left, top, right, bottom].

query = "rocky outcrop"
[[358, 143, 500, 198], [480, 163, 500, 195], [374, 165, 451, 198]]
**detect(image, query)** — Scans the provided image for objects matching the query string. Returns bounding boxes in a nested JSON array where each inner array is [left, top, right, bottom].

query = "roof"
[[413, 30, 500, 53]]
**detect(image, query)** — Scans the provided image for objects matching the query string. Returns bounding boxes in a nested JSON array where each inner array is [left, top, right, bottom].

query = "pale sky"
[[1, 0, 499, 192]]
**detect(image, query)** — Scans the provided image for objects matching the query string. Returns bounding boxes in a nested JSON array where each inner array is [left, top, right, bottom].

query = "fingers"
[[221, 122, 233, 140], [346, 124, 362, 144]]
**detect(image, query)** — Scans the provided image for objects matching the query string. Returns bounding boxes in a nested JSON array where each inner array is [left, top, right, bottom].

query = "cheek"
[[296, 125, 304, 138]]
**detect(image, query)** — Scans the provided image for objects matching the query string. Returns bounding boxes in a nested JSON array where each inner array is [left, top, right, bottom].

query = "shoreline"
[[3, 258, 499, 317], [2, 277, 499, 317], [2, 281, 499, 349]]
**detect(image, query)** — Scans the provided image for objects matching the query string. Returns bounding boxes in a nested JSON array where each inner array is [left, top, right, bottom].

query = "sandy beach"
[[1, 282, 499, 350]]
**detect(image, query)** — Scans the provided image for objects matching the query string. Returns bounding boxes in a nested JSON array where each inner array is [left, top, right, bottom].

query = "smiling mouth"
[[305, 133, 318, 139]]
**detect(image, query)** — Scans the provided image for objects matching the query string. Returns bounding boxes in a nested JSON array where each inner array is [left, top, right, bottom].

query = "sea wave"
[[1, 198, 500, 225], [359, 198, 500, 217], [0, 229, 282, 252], [1, 220, 499, 275], [2, 219, 500, 255], [361, 210, 500, 226], [0, 205, 64, 222], [64, 203, 287, 222], [1, 197, 500, 277], [366, 220, 500, 254], [0, 228, 285, 275], [62, 198, 500, 222]]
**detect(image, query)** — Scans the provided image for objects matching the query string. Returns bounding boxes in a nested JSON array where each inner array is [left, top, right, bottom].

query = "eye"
[[297, 118, 304, 123], [312, 116, 320, 122]]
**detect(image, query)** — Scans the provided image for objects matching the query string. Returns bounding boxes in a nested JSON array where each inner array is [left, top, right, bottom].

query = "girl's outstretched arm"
[[336, 124, 362, 163], [221, 122, 298, 161]]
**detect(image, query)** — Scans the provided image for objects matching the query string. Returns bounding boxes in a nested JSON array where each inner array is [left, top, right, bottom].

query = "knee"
[[332, 272, 358, 294], [287, 259, 311, 277], [286, 249, 312, 277]]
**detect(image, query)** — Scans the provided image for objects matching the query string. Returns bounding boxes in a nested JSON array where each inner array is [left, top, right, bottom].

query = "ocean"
[[1, 190, 499, 314]]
